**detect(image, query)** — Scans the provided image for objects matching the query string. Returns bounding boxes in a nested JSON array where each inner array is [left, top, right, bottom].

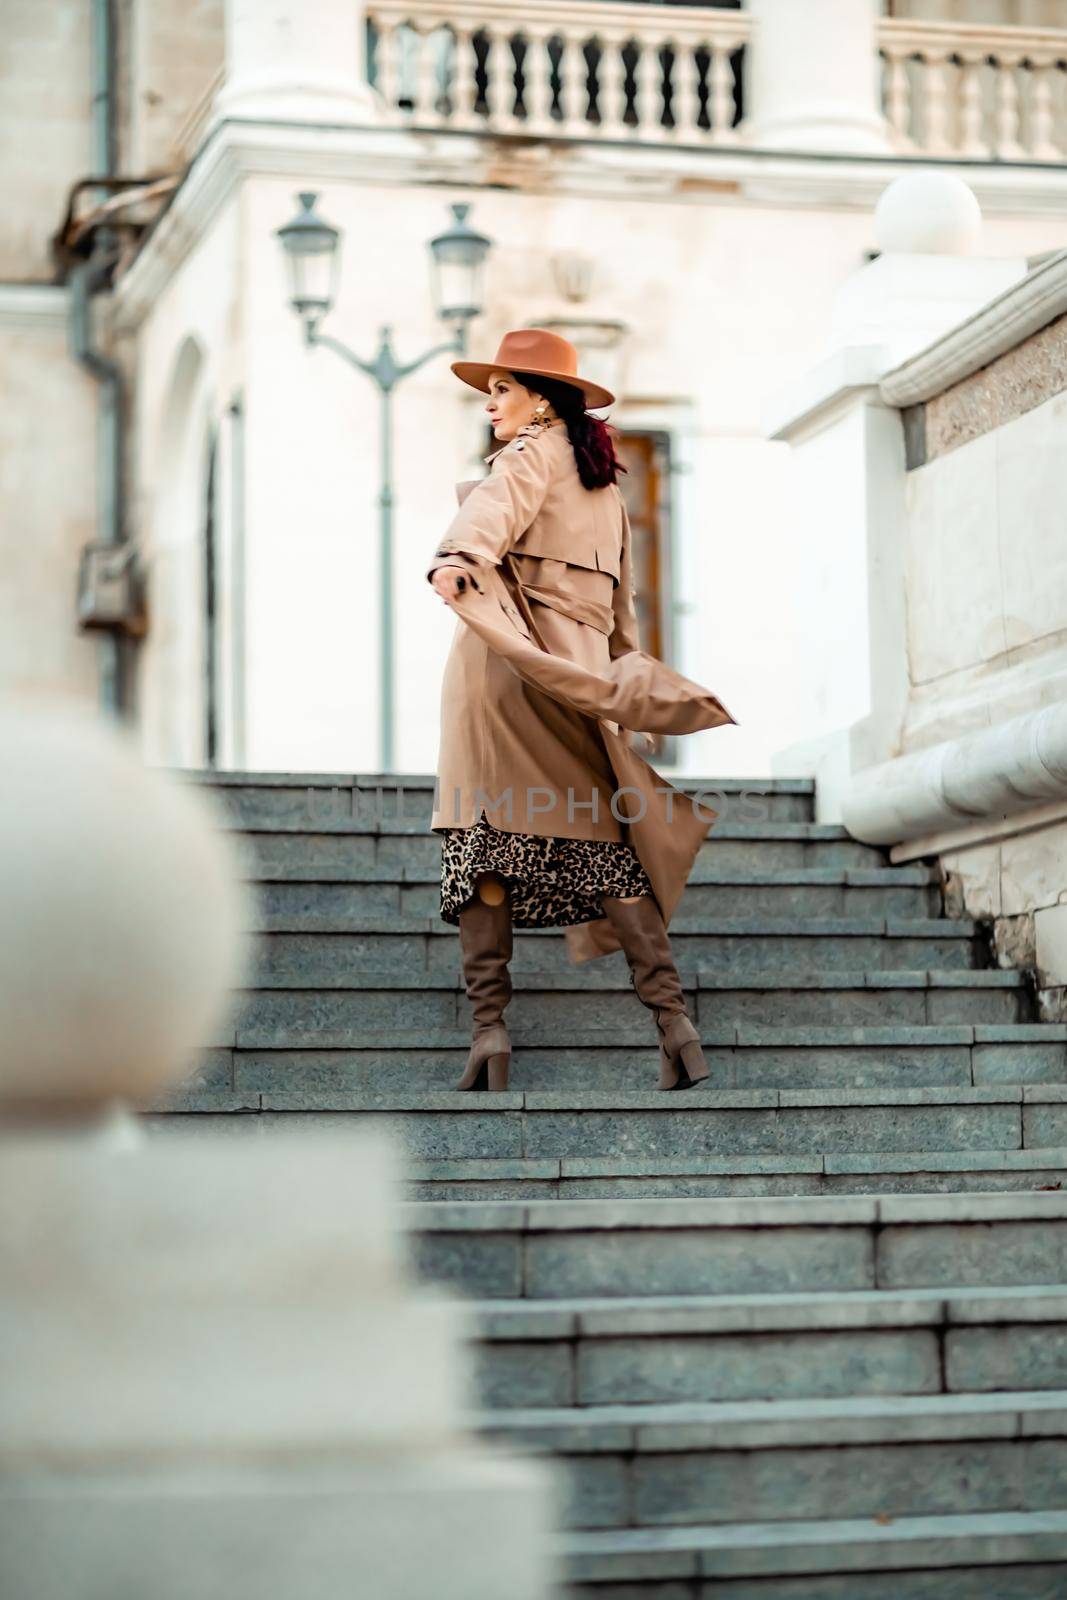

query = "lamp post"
[[276, 193, 492, 773]]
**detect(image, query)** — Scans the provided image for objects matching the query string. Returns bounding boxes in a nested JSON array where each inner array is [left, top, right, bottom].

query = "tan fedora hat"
[[451, 327, 615, 410]]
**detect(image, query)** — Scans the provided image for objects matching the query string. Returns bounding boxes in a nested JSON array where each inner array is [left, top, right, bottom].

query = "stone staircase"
[[155, 770, 1067, 1594], [420, 1191, 1067, 1592]]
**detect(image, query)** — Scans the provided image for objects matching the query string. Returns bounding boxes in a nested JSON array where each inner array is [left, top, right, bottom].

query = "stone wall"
[[0, 289, 99, 702], [881, 265, 1067, 1012]]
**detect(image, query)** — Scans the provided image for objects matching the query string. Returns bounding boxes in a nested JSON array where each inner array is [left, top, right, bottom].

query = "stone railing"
[[182, 5, 1067, 165], [879, 18, 1067, 162], [364, 0, 749, 143]]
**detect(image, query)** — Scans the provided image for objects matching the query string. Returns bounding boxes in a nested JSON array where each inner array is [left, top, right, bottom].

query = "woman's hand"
[[431, 564, 475, 605]]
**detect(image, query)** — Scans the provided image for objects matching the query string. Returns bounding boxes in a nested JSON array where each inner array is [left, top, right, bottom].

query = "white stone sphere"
[[0, 692, 255, 1112], [874, 172, 982, 256]]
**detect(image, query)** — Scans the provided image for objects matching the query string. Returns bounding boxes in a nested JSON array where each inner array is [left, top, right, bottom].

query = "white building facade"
[[4, 0, 1067, 993]]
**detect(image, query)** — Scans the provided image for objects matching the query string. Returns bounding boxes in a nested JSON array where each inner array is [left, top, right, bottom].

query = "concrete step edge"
[[404, 1149, 1067, 1183], [151, 1084, 1067, 1113], [477, 1388, 1067, 1451], [249, 915, 977, 937], [558, 1508, 1067, 1582], [221, 1025, 1067, 1049], [246, 1085, 1060, 1111], [468, 1281, 1067, 1339], [173, 772, 818, 792], [243, 867, 941, 888], [407, 1189, 1067, 1231], [231, 965, 1027, 992]]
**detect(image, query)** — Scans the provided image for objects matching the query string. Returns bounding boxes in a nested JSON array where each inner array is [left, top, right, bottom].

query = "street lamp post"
[[276, 193, 492, 773]]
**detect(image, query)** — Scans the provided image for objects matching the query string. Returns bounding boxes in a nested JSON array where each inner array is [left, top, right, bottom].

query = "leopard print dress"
[[439, 809, 654, 928]]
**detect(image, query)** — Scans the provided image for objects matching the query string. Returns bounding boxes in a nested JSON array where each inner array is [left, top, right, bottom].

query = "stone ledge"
[[470, 1282, 1067, 1341], [217, 965, 1024, 995], [561, 1507, 1067, 1583], [149, 1082, 1067, 1115], [408, 1189, 1067, 1232], [480, 1388, 1067, 1453], [881, 247, 1067, 408], [245, 914, 978, 937]]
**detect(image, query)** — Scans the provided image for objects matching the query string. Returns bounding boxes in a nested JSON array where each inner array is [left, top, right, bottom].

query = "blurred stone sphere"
[[875, 172, 982, 256], [0, 693, 254, 1113]]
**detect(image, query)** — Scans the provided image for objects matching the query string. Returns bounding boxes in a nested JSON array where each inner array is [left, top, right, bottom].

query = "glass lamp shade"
[[276, 191, 341, 322], [429, 202, 491, 323]]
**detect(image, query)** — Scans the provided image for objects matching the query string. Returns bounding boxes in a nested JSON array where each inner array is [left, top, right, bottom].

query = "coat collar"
[[482, 416, 567, 464]]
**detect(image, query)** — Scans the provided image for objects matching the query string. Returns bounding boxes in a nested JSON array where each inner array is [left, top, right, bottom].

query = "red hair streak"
[[510, 371, 629, 491]]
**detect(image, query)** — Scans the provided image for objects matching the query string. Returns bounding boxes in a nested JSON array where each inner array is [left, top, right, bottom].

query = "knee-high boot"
[[600, 893, 710, 1091], [454, 882, 514, 1092]]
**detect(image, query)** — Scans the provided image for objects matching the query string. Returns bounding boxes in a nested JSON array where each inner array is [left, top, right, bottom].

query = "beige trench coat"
[[425, 417, 738, 964]]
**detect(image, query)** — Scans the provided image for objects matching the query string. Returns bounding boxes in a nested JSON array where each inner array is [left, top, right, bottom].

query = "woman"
[[426, 328, 737, 1095]]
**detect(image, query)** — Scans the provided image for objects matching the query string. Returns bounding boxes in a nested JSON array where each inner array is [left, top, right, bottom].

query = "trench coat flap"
[[443, 570, 734, 961], [509, 498, 623, 583], [455, 479, 481, 507], [448, 569, 736, 737], [595, 532, 622, 582], [564, 724, 718, 964]]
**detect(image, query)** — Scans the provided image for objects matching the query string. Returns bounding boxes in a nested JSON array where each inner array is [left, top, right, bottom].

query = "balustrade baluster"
[[523, 26, 553, 134], [921, 48, 952, 153], [375, 15, 401, 120], [669, 35, 700, 140], [957, 51, 988, 157], [882, 46, 914, 149], [559, 31, 589, 135], [633, 31, 664, 141], [708, 42, 737, 143], [596, 30, 627, 136], [413, 22, 444, 122], [994, 52, 1026, 157], [449, 21, 477, 129], [1028, 54, 1061, 159], [483, 21, 516, 129]]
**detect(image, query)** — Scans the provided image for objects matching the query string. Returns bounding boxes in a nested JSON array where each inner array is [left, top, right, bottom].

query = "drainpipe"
[[70, 0, 127, 718]]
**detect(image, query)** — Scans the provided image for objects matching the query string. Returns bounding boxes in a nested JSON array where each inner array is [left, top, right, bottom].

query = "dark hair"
[[509, 370, 627, 491]]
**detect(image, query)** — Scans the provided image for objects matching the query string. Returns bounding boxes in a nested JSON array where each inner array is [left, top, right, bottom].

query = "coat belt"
[[514, 581, 615, 636]]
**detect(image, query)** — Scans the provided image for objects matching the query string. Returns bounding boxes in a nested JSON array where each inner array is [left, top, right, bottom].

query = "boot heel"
[[657, 1040, 680, 1092], [675, 1038, 710, 1090], [455, 1057, 488, 1092], [455, 1021, 510, 1092], [486, 1052, 510, 1092], [658, 1014, 711, 1092]]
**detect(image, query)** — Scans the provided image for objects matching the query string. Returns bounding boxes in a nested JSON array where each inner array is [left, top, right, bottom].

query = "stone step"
[[480, 1389, 1067, 1531], [225, 968, 1030, 1031], [404, 1148, 1067, 1200], [178, 772, 820, 829], [244, 872, 942, 923], [465, 1282, 1067, 1411], [190, 1017, 1064, 1096], [235, 823, 895, 875], [556, 1508, 1067, 1592], [243, 859, 939, 893], [149, 1084, 1067, 1170], [405, 1191, 1067, 1301], [250, 917, 982, 977]]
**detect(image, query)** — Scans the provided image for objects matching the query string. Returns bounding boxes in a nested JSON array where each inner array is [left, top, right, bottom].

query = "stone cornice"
[[0, 284, 69, 331], [111, 115, 1067, 333], [880, 247, 1067, 407]]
